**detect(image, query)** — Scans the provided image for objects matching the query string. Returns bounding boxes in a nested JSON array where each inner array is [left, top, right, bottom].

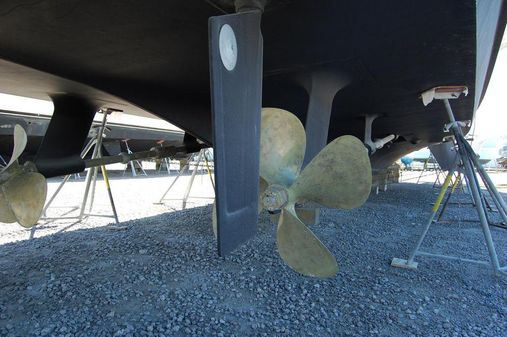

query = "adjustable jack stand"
[[159, 157, 172, 175], [392, 86, 507, 274], [431, 155, 447, 188], [413, 153, 443, 186], [156, 149, 214, 209], [41, 109, 119, 225], [436, 172, 463, 222], [156, 142, 173, 175], [122, 140, 147, 177]]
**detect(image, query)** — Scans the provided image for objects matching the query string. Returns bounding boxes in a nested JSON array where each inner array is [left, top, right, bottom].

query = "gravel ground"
[[1, 173, 507, 337]]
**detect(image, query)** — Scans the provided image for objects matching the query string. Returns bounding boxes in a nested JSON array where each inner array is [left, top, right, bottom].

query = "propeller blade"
[[2, 172, 47, 228], [289, 135, 371, 209], [277, 205, 337, 277], [260, 108, 306, 187], [0, 189, 17, 223], [4, 125, 28, 171]]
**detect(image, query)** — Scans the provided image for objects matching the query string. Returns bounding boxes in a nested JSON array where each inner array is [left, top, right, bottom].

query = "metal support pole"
[[437, 173, 461, 222], [89, 126, 120, 224], [455, 173, 464, 207], [432, 162, 444, 188], [130, 159, 137, 177], [79, 112, 108, 219], [123, 140, 147, 177], [455, 137, 500, 272], [79, 163, 96, 219], [410, 171, 454, 262], [481, 191, 494, 216], [101, 164, 119, 224], [470, 166, 493, 224], [182, 150, 203, 209], [444, 99, 501, 272], [163, 158, 172, 175], [462, 172, 476, 205], [42, 174, 72, 217], [204, 151, 215, 192], [481, 172, 507, 224], [157, 162, 190, 203], [392, 169, 455, 269], [459, 138, 507, 223], [462, 139, 507, 216], [417, 158, 429, 184], [88, 166, 99, 213]]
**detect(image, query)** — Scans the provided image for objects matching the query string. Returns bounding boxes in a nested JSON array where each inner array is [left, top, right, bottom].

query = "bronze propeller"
[[259, 108, 372, 277], [0, 125, 47, 228]]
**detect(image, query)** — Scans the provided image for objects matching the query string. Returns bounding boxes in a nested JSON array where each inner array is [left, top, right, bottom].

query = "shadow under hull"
[[0, 1, 505, 169]]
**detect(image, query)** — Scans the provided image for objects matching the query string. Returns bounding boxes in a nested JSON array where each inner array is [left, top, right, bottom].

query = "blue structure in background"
[[400, 156, 414, 170]]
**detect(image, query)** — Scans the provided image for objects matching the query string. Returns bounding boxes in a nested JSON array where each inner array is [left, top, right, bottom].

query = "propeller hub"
[[262, 184, 289, 211]]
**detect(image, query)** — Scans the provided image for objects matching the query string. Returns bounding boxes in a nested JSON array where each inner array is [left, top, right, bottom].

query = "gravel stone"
[[0, 175, 506, 336]]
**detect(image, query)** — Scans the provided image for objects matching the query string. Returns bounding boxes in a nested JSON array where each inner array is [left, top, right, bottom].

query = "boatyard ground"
[[1, 171, 507, 337]]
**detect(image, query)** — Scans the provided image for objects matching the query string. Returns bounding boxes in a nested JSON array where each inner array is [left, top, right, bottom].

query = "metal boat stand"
[[155, 148, 214, 209], [413, 153, 443, 185], [437, 172, 498, 222], [392, 87, 507, 274], [435, 172, 464, 222], [122, 140, 147, 177], [155, 142, 173, 175], [158, 158, 172, 175], [41, 109, 119, 225]]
